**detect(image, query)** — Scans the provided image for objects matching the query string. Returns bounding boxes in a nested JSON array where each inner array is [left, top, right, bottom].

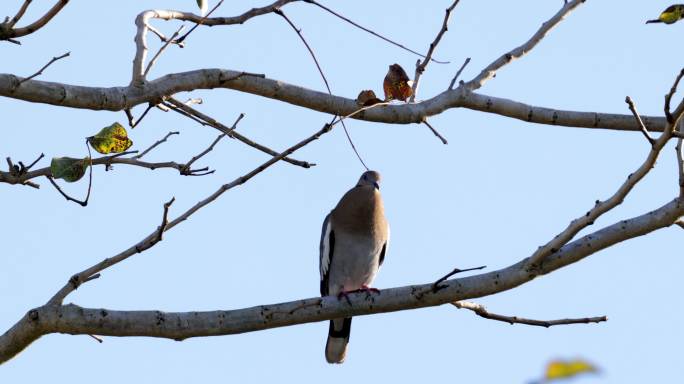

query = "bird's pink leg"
[[337, 288, 353, 305], [360, 284, 380, 294]]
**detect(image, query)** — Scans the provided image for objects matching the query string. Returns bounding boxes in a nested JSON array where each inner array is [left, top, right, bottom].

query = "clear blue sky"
[[1, 1, 682, 382]]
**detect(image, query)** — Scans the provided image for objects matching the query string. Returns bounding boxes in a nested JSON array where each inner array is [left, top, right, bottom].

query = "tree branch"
[[451, 300, 608, 328], [625, 96, 655, 145], [130, 0, 299, 83], [7, 0, 32, 28], [464, 0, 585, 91], [410, 0, 461, 102], [0, 70, 669, 132], [452, 301, 607, 327], [526, 71, 684, 270], [16, 52, 70, 87], [2, 195, 680, 364], [1, 0, 70, 40], [45, 122, 332, 305]]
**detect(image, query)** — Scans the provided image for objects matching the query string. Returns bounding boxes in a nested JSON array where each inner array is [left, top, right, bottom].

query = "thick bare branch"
[[181, 114, 245, 175], [0, 71, 669, 132], [1, 0, 69, 40], [464, 0, 585, 91], [2, 196, 681, 364]]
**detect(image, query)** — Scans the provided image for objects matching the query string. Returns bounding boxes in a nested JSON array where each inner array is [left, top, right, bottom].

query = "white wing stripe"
[[320, 215, 332, 279]]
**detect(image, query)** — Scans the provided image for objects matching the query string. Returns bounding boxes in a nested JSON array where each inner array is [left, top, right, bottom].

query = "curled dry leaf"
[[50, 157, 90, 183], [356, 90, 383, 107], [87, 122, 133, 155]]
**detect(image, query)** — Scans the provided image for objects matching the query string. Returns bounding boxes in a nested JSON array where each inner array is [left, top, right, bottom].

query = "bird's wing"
[[379, 223, 389, 267], [319, 212, 334, 296]]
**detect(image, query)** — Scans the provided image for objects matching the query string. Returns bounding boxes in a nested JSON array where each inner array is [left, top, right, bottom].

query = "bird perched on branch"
[[319, 170, 389, 364], [383, 63, 414, 102], [646, 4, 684, 24]]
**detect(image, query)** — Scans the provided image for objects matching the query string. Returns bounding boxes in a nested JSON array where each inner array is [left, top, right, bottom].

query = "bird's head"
[[357, 170, 381, 190]]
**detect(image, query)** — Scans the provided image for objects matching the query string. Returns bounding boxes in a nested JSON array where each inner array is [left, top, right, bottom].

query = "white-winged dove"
[[319, 170, 390, 364]]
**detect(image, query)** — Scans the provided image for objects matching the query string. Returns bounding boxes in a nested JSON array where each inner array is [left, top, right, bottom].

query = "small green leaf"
[[87, 122, 133, 154], [196, 0, 209, 16], [50, 157, 90, 183]]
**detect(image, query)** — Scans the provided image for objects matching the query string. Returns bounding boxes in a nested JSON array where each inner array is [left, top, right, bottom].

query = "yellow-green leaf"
[[87, 122, 133, 154], [50, 157, 90, 183], [544, 359, 598, 381]]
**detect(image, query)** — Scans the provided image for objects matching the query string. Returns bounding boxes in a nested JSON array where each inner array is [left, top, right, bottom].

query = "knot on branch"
[[27, 309, 39, 322], [0, 21, 12, 39], [68, 274, 81, 289]]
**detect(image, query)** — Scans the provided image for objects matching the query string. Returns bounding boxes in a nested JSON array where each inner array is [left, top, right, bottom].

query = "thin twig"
[[665, 68, 684, 123], [22, 153, 45, 172], [8, 0, 70, 39], [46, 175, 87, 206], [422, 120, 448, 144], [432, 265, 486, 291], [164, 97, 314, 168], [8, 0, 32, 28], [146, 24, 185, 48], [16, 52, 70, 86], [625, 96, 655, 145], [130, 103, 155, 129], [47, 143, 93, 207], [143, 25, 185, 78], [276, 8, 368, 170], [133, 131, 180, 160], [452, 301, 607, 328], [124, 109, 135, 127], [155, 198, 175, 242], [410, 0, 460, 102], [448, 57, 471, 90], [182, 114, 245, 174], [87, 334, 103, 343], [176, 0, 225, 44], [303, 0, 448, 64]]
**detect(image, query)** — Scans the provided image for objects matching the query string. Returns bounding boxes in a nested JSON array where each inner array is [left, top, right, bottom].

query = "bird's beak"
[[373, 182, 380, 190]]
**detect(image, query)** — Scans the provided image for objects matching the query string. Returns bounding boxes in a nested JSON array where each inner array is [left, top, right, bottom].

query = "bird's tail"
[[325, 317, 352, 364], [646, 19, 663, 24]]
